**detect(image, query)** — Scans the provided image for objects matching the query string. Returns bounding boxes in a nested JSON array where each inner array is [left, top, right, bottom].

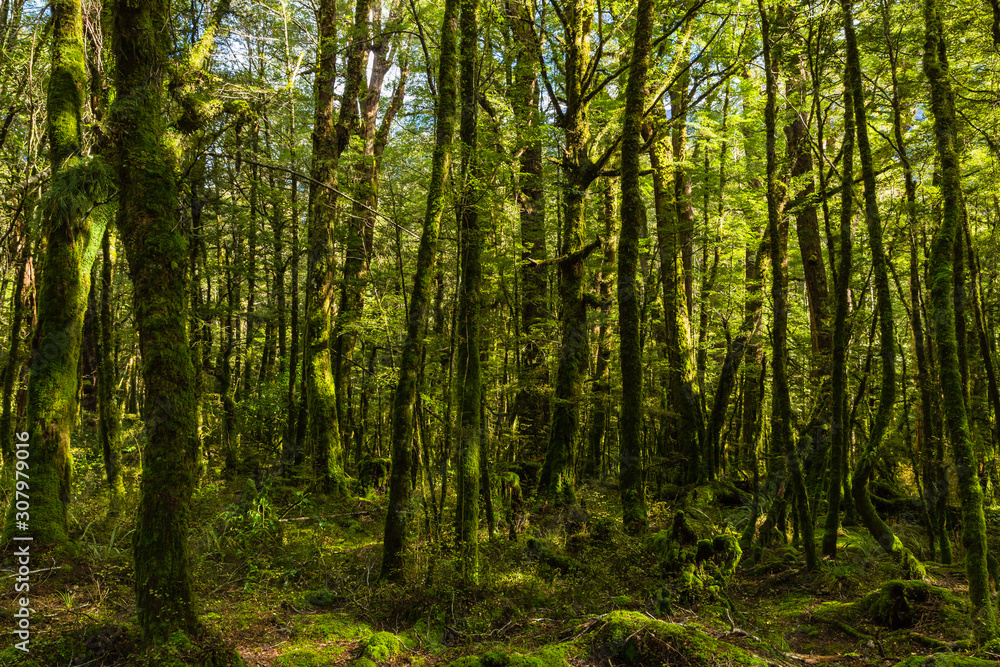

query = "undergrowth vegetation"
[[2, 436, 1000, 666]]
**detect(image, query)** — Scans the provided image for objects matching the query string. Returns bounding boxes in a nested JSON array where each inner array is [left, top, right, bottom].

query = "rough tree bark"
[[821, 58, 853, 559], [507, 0, 548, 460], [380, 0, 459, 581], [758, 0, 815, 570], [455, 0, 482, 583], [97, 227, 124, 514], [843, 0, 924, 579], [305, 0, 370, 494], [111, 0, 199, 640], [923, 0, 998, 638], [618, 0, 653, 534], [3, 0, 108, 547]]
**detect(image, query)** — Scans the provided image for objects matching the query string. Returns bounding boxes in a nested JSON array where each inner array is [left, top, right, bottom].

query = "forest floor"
[[1, 441, 999, 667]]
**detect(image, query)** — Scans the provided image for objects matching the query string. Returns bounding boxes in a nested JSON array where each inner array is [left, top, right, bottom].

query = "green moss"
[[360, 631, 404, 662], [590, 611, 767, 666], [274, 647, 345, 667], [858, 580, 961, 630], [446, 647, 571, 667], [712, 534, 743, 581], [296, 612, 372, 640], [304, 589, 339, 608]]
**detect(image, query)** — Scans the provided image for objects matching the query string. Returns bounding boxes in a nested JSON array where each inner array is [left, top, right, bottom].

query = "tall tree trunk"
[[882, 1, 945, 559], [334, 0, 406, 449], [0, 219, 32, 468], [758, 0, 815, 570], [843, 0, 923, 578], [380, 0, 459, 580], [305, 0, 369, 494], [97, 227, 124, 514], [649, 100, 704, 487], [539, 0, 605, 503], [111, 0, 200, 640], [923, 0, 998, 638], [3, 0, 108, 548], [586, 180, 614, 480], [618, 0, 652, 534], [822, 58, 854, 559], [455, 0, 482, 583], [507, 0, 548, 461]]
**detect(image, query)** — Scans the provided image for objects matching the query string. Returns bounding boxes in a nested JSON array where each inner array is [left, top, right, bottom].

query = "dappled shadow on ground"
[[2, 459, 998, 666]]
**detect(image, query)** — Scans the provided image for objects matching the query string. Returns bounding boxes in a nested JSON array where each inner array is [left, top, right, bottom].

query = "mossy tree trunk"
[[539, 0, 608, 504], [658, 30, 706, 485], [648, 98, 704, 488], [758, 0, 815, 569], [333, 0, 406, 454], [221, 248, 239, 475], [111, 0, 199, 639], [507, 0, 548, 461], [3, 0, 108, 548], [881, 3, 945, 560], [305, 0, 369, 494], [842, 0, 923, 579], [97, 227, 123, 515], [822, 60, 853, 559], [455, 0, 482, 583], [705, 230, 764, 481], [586, 180, 614, 481], [0, 224, 32, 469], [701, 90, 727, 475], [618, 0, 652, 534], [282, 84, 302, 476], [380, 0, 459, 581], [923, 0, 998, 639], [784, 18, 832, 507]]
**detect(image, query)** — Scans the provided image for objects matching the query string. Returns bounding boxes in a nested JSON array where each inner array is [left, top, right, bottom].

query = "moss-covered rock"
[[275, 647, 345, 667], [304, 589, 340, 608], [647, 515, 742, 607], [360, 631, 405, 662], [526, 537, 581, 576], [590, 611, 767, 666], [858, 580, 964, 630], [446, 647, 569, 667]]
